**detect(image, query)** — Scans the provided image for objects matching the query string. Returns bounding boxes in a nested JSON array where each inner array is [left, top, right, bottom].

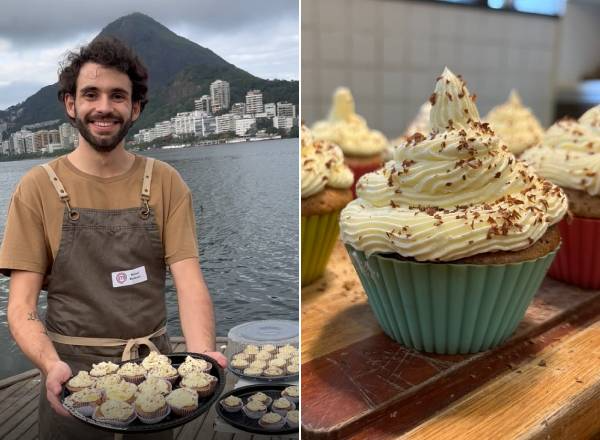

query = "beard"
[[74, 110, 133, 153]]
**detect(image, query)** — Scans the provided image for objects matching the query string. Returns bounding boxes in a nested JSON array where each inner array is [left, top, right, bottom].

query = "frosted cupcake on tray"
[[485, 90, 544, 156], [340, 67, 568, 354], [521, 105, 600, 288], [312, 87, 389, 196], [301, 124, 354, 286]]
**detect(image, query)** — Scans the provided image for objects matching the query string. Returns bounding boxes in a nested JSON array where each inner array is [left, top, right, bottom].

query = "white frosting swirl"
[[340, 67, 567, 261], [521, 116, 600, 196], [301, 125, 354, 198], [485, 90, 544, 155], [580, 104, 600, 135], [311, 87, 388, 157]]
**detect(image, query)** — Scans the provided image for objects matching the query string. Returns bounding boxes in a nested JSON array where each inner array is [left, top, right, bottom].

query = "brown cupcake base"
[[382, 226, 560, 265], [562, 187, 600, 218], [302, 188, 353, 217]]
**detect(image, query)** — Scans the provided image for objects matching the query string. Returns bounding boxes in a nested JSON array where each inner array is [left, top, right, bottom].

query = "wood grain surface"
[[301, 241, 600, 439]]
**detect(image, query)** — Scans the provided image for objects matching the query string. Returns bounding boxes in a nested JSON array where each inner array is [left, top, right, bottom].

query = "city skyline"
[[0, 0, 299, 110]]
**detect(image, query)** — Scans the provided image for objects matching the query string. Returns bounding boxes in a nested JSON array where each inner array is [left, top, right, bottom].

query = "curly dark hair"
[[57, 37, 149, 115]]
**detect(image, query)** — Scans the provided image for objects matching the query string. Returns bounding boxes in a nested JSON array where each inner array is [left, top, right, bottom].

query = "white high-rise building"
[[245, 90, 264, 114], [210, 80, 230, 113], [1, 139, 10, 155], [195, 95, 212, 114], [231, 103, 246, 117], [235, 117, 256, 136], [171, 112, 196, 136], [59, 122, 78, 148], [154, 121, 173, 139], [273, 117, 295, 131], [264, 103, 276, 117], [215, 114, 240, 134], [195, 116, 216, 137], [277, 102, 296, 118]]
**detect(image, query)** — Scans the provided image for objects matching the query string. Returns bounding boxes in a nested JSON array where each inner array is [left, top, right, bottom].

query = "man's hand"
[[203, 351, 227, 368], [45, 360, 72, 417]]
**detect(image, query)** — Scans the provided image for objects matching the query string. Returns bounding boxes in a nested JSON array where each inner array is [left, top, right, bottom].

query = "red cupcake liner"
[[548, 216, 600, 289], [347, 161, 384, 198]]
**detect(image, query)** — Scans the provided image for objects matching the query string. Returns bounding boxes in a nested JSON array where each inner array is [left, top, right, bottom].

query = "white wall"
[[557, 0, 600, 87], [302, 0, 560, 136]]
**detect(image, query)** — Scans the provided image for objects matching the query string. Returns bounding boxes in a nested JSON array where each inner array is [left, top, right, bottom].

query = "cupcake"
[[258, 412, 286, 430], [93, 400, 136, 426], [340, 67, 568, 354], [147, 363, 178, 385], [522, 106, 600, 288], [232, 352, 250, 361], [89, 361, 119, 378], [282, 386, 299, 405], [255, 350, 272, 361], [271, 397, 295, 416], [278, 345, 297, 356], [242, 399, 267, 419], [141, 351, 171, 371], [263, 366, 284, 377], [177, 355, 212, 377], [104, 381, 137, 404], [219, 395, 243, 413], [249, 391, 273, 407], [312, 87, 388, 196], [66, 371, 95, 393], [286, 410, 299, 429], [166, 388, 198, 417], [93, 374, 124, 391], [269, 358, 287, 369], [230, 358, 250, 370], [135, 392, 169, 423], [301, 125, 354, 286], [180, 372, 218, 397], [117, 362, 146, 385], [243, 367, 263, 377], [69, 388, 104, 414], [243, 345, 260, 356], [249, 360, 267, 370], [485, 90, 544, 156], [260, 344, 277, 354], [137, 377, 172, 396]]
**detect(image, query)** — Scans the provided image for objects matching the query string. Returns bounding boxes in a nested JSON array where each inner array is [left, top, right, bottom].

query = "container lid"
[[227, 320, 298, 344]]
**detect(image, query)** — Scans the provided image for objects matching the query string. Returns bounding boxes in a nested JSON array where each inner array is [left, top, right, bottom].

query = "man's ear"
[[132, 101, 141, 122], [64, 94, 76, 119]]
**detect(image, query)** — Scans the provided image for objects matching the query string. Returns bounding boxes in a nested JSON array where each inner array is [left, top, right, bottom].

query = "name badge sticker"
[[111, 266, 148, 288]]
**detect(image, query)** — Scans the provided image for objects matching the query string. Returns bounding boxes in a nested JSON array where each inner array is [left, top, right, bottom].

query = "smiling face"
[[64, 62, 141, 153]]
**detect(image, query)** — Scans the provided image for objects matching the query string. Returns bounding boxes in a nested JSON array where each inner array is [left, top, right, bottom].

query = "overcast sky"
[[0, 0, 299, 110]]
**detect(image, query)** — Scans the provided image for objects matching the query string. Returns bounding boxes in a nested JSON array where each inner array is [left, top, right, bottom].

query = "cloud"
[[0, 0, 298, 110]]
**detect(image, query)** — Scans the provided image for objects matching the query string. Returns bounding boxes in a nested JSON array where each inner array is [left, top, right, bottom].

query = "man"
[[0, 37, 226, 439]]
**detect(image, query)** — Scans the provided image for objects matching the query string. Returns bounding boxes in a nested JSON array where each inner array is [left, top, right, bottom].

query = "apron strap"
[[46, 326, 167, 361], [41, 163, 79, 220], [141, 157, 155, 201]]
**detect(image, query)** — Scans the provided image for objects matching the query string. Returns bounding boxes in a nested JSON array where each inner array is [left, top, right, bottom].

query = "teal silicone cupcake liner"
[[345, 245, 557, 354]]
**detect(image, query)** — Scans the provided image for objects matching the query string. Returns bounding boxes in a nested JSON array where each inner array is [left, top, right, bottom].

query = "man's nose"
[[95, 94, 113, 113]]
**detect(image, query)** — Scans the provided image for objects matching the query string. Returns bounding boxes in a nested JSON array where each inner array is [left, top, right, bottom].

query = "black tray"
[[61, 352, 225, 433], [215, 383, 298, 435], [227, 365, 299, 383]]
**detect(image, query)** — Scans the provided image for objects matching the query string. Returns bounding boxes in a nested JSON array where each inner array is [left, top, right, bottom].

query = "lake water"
[[0, 139, 299, 379]]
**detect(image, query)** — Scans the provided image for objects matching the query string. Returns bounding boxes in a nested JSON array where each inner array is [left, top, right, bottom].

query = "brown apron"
[[38, 158, 173, 440]]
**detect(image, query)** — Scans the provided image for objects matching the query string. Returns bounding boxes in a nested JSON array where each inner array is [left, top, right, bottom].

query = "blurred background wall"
[[301, 0, 600, 138]]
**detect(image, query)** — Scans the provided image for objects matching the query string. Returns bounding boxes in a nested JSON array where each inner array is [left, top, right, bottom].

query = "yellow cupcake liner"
[[301, 211, 341, 286]]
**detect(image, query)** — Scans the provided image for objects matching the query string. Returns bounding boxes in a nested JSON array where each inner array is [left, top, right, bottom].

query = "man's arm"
[[7, 270, 71, 416], [170, 258, 227, 367]]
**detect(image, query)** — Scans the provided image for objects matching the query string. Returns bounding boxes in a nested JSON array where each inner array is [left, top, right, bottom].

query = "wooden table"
[[301, 241, 600, 440]]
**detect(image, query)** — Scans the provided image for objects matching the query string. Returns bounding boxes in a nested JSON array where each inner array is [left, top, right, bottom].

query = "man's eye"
[[84, 93, 96, 99], [113, 94, 125, 100]]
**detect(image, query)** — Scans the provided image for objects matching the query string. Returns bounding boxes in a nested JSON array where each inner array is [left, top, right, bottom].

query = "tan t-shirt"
[[0, 154, 199, 277]]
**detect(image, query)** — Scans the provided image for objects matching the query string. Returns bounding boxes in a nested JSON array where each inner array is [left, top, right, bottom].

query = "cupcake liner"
[[301, 211, 342, 286], [287, 418, 299, 429], [136, 404, 171, 424], [272, 401, 295, 417], [120, 374, 145, 385], [169, 404, 198, 417], [347, 161, 383, 198], [242, 405, 267, 419], [548, 217, 600, 289], [345, 244, 557, 354], [258, 416, 287, 431], [92, 407, 137, 427]]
